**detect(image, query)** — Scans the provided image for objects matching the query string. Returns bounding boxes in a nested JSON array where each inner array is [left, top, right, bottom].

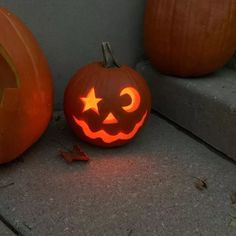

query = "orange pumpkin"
[[0, 8, 53, 164], [144, 0, 236, 77], [64, 42, 151, 147]]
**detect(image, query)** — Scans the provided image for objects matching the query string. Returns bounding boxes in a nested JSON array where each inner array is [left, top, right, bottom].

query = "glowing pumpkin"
[[64, 42, 151, 147], [0, 8, 53, 164]]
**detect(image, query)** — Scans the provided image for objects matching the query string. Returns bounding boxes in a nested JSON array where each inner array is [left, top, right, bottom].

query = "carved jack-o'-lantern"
[[0, 8, 53, 164], [64, 42, 151, 147]]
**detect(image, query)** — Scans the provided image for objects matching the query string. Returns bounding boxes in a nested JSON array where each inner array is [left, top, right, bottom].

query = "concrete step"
[[137, 61, 236, 161], [0, 113, 235, 235], [0, 221, 15, 236]]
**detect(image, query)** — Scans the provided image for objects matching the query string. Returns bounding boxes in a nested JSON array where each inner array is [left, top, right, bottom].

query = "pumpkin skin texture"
[[144, 0, 236, 77], [0, 8, 53, 164], [64, 43, 151, 148]]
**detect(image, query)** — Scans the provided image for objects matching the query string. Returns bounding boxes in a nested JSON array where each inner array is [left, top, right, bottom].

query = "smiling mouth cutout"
[[72, 111, 147, 144]]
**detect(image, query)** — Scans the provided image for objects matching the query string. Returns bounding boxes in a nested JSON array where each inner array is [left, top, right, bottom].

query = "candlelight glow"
[[120, 87, 141, 113], [81, 88, 102, 115], [73, 111, 147, 143], [103, 112, 118, 124]]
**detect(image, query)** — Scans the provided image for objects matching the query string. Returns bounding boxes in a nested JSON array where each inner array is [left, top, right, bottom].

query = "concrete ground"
[[137, 61, 236, 160], [0, 221, 14, 236], [0, 113, 235, 236]]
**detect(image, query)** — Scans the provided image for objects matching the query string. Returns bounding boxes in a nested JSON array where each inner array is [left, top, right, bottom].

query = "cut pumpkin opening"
[[0, 46, 19, 105]]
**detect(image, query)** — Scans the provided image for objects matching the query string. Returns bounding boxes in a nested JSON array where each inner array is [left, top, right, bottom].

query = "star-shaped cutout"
[[80, 88, 102, 114]]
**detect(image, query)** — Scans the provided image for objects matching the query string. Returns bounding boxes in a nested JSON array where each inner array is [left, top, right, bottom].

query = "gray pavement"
[[0, 113, 235, 235], [137, 61, 236, 161]]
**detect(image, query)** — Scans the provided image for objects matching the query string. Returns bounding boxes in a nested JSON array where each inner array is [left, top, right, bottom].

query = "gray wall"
[[1, 0, 146, 109], [1, 1, 236, 109]]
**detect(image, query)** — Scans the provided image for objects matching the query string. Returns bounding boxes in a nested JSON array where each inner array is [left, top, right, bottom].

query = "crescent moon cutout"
[[120, 87, 141, 112]]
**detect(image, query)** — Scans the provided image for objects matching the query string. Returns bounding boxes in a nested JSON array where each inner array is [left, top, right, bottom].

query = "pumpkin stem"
[[101, 42, 120, 68]]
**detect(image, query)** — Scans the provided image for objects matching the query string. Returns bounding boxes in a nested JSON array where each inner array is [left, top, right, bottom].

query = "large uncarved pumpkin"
[[144, 0, 236, 77], [0, 8, 53, 164]]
